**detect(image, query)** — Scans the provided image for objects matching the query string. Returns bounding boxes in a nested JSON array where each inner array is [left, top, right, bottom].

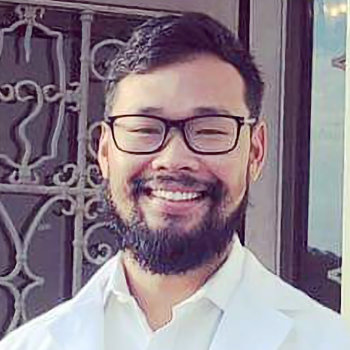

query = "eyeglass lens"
[[112, 116, 239, 153]]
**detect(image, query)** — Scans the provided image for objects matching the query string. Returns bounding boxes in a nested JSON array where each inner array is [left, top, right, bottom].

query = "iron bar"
[[0, 183, 99, 196], [0, 0, 179, 16], [71, 10, 93, 295]]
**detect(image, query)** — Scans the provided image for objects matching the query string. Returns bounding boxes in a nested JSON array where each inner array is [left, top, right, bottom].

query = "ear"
[[98, 122, 110, 179], [249, 119, 267, 183]]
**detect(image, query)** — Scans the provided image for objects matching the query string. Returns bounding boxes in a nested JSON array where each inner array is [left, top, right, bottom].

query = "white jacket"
[[1, 245, 349, 350]]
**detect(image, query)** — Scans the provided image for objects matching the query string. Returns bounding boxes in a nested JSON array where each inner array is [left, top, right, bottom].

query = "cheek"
[[206, 147, 250, 200], [213, 161, 247, 192], [107, 150, 151, 198]]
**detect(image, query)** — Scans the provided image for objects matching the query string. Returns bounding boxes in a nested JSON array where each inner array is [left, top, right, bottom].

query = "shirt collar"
[[200, 235, 246, 310], [103, 234, 246, 311], [103, 251, 131, 306]]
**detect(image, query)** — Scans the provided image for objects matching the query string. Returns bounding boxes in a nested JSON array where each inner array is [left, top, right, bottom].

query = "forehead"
[[110, 55, 249, 118]]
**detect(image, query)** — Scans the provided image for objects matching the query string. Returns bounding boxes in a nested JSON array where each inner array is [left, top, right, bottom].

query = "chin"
[[143, 212, 203, 233]]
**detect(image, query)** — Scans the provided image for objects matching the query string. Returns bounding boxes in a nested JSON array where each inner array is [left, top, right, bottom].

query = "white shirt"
[[103, 236, 246, 350], [2, 235, 350, 350]]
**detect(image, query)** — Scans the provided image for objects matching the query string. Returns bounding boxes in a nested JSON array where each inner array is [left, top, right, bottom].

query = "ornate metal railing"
[[0, 0, 175, 337]]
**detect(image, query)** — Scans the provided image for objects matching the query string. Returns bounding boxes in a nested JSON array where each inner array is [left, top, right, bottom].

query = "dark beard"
[[102, 174, 248, 275]]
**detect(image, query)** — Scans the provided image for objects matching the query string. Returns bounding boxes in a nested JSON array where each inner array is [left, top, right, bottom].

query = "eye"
[[128, 127, 162, 135], [195, 128, 229, 135]]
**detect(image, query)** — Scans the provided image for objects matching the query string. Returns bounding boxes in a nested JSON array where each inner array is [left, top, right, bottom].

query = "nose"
[[151, 130, 200, 172]]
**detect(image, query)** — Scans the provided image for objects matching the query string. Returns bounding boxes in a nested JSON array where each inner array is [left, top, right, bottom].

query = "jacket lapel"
[[209, 245, 295, 350], [49, 297, 105, 350], [48, 256, 119, 350], [209, 286, 293, 350]]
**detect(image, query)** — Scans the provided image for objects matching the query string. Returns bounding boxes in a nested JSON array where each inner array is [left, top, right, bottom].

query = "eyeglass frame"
[[105, 114, 258, 155]]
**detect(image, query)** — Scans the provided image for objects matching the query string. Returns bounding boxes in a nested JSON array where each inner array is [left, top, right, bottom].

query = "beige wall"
[[246, 0, 286, 272]]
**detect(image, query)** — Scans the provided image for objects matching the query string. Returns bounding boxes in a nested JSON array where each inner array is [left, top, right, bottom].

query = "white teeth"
[[152, 190, 201, 201]]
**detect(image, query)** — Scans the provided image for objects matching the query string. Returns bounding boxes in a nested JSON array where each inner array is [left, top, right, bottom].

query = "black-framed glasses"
[[106, 114, 257, 155]]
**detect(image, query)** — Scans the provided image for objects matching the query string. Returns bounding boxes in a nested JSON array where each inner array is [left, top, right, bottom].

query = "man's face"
[[99, 54, 266, 273]]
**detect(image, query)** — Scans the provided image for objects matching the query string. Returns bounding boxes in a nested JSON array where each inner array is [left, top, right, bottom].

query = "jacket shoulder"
[[0, 255, 118, 350], [0, 300, 71, 350], [242, 247, 350, 348]]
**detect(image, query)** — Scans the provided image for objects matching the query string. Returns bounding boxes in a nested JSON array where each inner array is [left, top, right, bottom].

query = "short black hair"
[[105, 12, 264, 119]]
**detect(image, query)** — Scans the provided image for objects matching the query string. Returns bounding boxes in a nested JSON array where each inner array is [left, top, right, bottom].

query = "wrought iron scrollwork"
[[0, 195, 76, 333], [0, 5, 73, 184], [0, 0, 155, 337], [86, 164, 103, 189], [90, 38, 125, 81], [52, 163, 80, 187], [82, 193, 113, 266], [87, 121, 102, 161], [84, 195, 102, 221], [0, 5, 45, 63], [83, 222, 113, 265], [0, 83, 15, 102]]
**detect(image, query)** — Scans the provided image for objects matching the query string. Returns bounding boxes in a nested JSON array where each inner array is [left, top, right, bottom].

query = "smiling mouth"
[[149, 189, 205, 202]]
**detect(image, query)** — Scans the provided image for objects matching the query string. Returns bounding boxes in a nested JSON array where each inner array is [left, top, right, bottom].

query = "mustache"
[[131, 174, 224, 201]]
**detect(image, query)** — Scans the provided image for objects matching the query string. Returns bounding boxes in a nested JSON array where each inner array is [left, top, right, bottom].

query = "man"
[[1, 12, 349, 350]]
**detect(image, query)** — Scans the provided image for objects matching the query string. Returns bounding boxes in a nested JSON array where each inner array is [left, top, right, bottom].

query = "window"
[[281, 0, 347, 312]]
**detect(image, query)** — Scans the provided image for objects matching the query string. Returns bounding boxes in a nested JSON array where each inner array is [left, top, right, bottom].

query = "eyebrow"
[[192, 107, 232, 115], [135, 106, 233, 116], [137, 107, 164, 115]]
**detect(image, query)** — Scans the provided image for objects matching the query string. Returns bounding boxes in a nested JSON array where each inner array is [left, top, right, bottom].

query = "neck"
[[122, 245, 231, 331]]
